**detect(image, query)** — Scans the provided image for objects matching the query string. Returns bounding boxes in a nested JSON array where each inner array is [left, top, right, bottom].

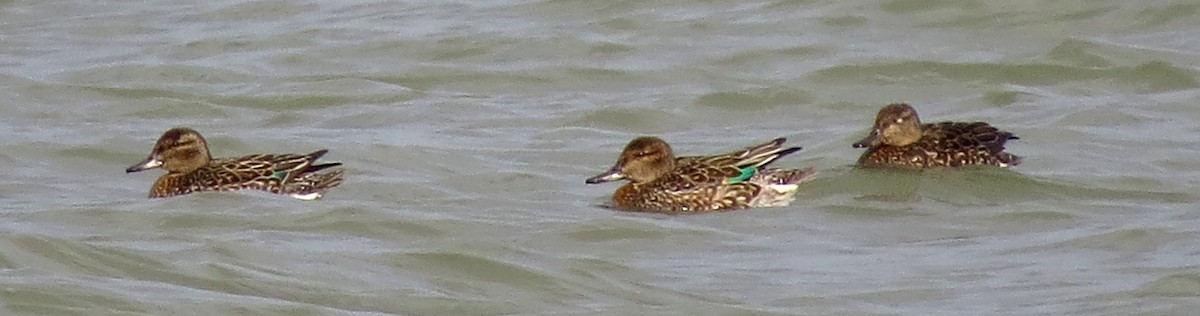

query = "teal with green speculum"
[[126, 127, 345, 200], [586, 136, 816, 213]]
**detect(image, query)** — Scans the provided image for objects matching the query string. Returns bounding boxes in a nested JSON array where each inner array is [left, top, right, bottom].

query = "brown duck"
[[586, 136, 815, 213], [853, 103, 1021, 168], [126, 127, 344, 199]]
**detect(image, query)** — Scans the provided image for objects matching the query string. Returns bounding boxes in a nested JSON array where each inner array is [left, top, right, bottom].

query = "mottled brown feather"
[[129, 128, 344, 199], [854, 104, 1021, 168], [588, 137, 815, 213]]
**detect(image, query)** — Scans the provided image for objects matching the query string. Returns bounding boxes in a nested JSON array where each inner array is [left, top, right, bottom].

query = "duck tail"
[[997, 153, 1022, 167], [756, 166, 817, 185], [291, 149, 341, 179], [747, 166, 817, 208], [980, 130, 1021, 167], [286, 169, 345, 200], [304, 162, 343, 174], [737, 137, 803, 169]]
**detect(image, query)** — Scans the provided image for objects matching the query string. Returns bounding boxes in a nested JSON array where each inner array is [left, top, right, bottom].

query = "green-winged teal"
[[126, 127, 344, 200], [853, 103, 1021, 168], [586, 136, 815, 213]]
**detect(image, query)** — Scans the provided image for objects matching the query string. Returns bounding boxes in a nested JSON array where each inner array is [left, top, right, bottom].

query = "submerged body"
[[853, 103, 1021, 169], [586, 137, 815, 213], [126, 127, 344, 200]]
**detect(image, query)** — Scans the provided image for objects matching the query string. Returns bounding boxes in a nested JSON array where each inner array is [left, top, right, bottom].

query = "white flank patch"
[[769, 184, 798, 194], [289, 192, 323, 200]]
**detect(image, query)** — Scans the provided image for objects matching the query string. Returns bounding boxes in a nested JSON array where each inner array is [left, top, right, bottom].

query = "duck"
[[852, 103, 1021, 168], [586, 136, 815, 213], [126, 127, 344, 199]]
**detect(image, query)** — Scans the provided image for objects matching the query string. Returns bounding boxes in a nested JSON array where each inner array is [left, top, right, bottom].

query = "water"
[[1, 0, 1199, 314]]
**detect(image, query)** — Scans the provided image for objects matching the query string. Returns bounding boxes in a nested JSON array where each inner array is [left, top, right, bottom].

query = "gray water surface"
[[1, 0, 1199, 315]]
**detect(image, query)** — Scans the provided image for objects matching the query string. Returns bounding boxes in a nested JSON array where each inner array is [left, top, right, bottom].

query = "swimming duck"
[[126, 127, 344, 199], [853, 103, 1021, 168], [586, 136, 815, 213]]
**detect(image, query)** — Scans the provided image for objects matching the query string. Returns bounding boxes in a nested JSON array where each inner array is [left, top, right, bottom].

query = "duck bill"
[[126, 156, 163, 173], [585, 165, 626, 184], [852, 130, 880, 148]]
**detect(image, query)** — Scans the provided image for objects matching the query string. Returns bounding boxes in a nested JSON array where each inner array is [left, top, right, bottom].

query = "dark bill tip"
[[852, 132, 878, 148]]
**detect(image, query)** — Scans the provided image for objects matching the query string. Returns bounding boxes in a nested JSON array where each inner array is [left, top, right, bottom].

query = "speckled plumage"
[[126, 127, 344, 200], [853, 103, 1021, 168], [586, 137, 816, 213]]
